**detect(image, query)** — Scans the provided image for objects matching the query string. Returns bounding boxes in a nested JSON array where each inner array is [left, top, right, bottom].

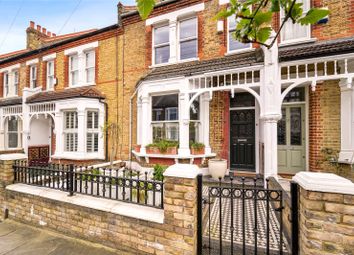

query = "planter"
[[146, 146, 177, 155], [208, 159, 228, 180], [191, 147, 205, 155], [134, 145, 141, 153]]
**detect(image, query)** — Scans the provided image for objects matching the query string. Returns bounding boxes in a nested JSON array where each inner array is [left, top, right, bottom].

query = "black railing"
[[13, 161, 164, 209], [198, 176, 288, 255]]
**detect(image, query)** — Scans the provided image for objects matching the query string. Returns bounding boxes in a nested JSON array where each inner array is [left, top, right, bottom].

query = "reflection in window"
[[228, 15, 251, 52], [154, 25, 170, 64], [7, 118, 19, 148], [179, 17, 197, 60], [283, 87, 305, 103]]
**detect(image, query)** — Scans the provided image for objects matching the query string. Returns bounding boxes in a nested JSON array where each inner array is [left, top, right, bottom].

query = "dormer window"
[[30, 65, 37, 88], [85, 50, 95, 84], [154, 24, 170, 65], [47, 60, 55, 90], [179, 17, 198, 60], [228, 15, 251, 53], [69, 54, 79, 86]]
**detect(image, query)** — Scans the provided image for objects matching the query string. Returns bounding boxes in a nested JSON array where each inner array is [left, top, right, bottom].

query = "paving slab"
[[0, 220, 125, 255]]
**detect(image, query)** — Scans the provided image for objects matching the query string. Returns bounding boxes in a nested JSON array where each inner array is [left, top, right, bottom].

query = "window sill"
[[66, 83, 96, 89], [132, 150, 216, 159], [150, 58, 199, 68], [279, 38, 317, 47], [51, 152, 104, 160], [225, 48, 255, 56]]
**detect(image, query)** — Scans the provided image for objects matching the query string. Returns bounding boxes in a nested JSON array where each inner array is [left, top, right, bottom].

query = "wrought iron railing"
[[13, 161, 164, 209]]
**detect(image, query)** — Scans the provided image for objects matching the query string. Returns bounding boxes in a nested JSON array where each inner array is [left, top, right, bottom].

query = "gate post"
[[197, 174, 203, 254], [290, 181, 299, 255]]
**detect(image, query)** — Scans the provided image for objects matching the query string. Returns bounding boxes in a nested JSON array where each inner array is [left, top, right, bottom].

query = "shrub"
[[146, 140, 179, 153], [190, 142, 205, 150], [153, 164, 167, 181]]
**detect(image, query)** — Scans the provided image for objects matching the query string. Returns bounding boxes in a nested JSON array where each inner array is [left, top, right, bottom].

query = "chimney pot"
[[52, 33, 56, 37], [30, 21, 35, 28], [36, 25, 41, 31], [47, 31, 52, 37]]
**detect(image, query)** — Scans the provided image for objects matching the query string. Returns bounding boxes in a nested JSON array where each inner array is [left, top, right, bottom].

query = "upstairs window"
[[154, 25, 170, 65], [3, 72, 9, 97], [281, 0, 310, 43], [47, 60, 55, 90], [228, 15, 251, 52], [64, 111, 78, 152], [86, 111, 99, 153], [69, 54, 79, 86], [85, 51, 95, 84], [30, 65, 37, 88], [13, 70, 19, 96], [179, 17, 198, 60]]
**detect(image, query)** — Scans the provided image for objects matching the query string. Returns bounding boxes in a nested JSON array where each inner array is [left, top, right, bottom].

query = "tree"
[[136, 0, 329, 48], [102, 122, 120, 168]]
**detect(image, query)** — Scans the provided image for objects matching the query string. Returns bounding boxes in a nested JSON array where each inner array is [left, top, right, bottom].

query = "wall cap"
[[164, 164, 202, 179], [293, 172, 354, 195], [6, 184, 164, 224], [0, 154, 27, 161]]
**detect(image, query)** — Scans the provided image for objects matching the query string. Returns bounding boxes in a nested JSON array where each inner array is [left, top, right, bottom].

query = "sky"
[[0, 0, 136, 54]]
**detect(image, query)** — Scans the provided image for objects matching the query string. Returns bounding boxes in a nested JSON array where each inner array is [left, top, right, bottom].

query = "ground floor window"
[[7, 118, 20, 148], [86, 111, 99, 152], [64, 111, 78, 152]]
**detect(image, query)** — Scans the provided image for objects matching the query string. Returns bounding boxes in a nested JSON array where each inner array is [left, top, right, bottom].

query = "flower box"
[[134, 145, 141, 153], [191, 147, 205, 155], [146, 146, 178, 155]]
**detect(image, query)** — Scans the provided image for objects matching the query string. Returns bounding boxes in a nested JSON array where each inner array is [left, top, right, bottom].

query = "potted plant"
[[208, 155, 228, 180], [134, 144, 141, 153], [190, 142, 205, 155], [146, 140, 178, 155]]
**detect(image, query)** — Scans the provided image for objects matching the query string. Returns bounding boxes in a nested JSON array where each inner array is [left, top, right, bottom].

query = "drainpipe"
[[100, 99, 109, 161], [129, 87, 139, 164]]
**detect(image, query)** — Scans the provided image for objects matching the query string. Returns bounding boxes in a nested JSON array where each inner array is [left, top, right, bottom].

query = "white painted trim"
[[0, 64, 20, 73], [26, 58, 39, 66], [0, 153, 27, 160], [293, 172, 354, 195], [42, 53, 57, 62], [64, 41, 98, 55], [279, 38, 317, 47], [146, 3, 205, 26], [6, 184, 164, 224], [164, 164, 202, 179]]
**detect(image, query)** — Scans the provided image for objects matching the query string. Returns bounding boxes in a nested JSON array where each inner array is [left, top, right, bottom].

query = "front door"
[[230, 109, 256, 171], [278, 105, 306, 174]]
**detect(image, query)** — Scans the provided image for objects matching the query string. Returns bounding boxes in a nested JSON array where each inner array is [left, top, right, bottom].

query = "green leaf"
[[253, 11, 273, 26], [215, 9, 234, 20], [270, 0, 280, 12], [299, 8, 330, 25], [290, 3, 303, 20], [136, 0, 155, 20], [256, 27, 272, 43]]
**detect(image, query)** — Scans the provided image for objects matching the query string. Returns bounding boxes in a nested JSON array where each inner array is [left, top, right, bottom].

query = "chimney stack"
[[36, 25, 41, 31]]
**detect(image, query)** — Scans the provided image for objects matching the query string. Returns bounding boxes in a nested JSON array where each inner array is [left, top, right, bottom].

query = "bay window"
[[64, 111, 78, 152], [228, 15, 251, 52], [47, 60, 55, 90], [154, 25, 170, 65], [3, 72, 9, 97], [179, 17, 198, 60], [85, 51, 95, 83], [7, 118, 20, 149], [30, 65, 37, 88], [152, 94, 179, 142], [69, 54, 79, 86], [86, 111, 99, 153]]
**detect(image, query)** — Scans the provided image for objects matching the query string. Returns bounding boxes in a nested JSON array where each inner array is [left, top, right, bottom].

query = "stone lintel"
[[164, 164, 202, 179], [293, 171, 354, 195]]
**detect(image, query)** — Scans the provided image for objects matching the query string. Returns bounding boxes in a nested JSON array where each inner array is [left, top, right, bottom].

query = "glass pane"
[[86, 68, 95, 83], [291, 107, 302, 145], [180, 39, 197, 60], [87, 112, 93, 128], [87, 133, 93, 152], [165, 123, 179, 141], [152, 94, 178, 121], [155, 45, 170, 64], [152, 123, 164, 142], [71, 70, 79, 85], [228, 15, 237, 30], [8, 133, 18, 148], [70, 55, 78, 70], [230, 92, 255, 108], [189, 122, 199, 143], [154, 25, 169, 45], [94, 112, 99, 129], [86, 51, 95, 67], [190, 96, 199, 120], [278, 109, 286, 145], [283, 87, 305, 102], [229, 32, 250, 51], [180, 18, 197, 40], [94, 133, 98, 152], [8, 119, 18, 132]]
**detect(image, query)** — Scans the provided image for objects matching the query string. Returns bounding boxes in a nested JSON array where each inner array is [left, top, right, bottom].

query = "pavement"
[[0, 220, 123, 255]]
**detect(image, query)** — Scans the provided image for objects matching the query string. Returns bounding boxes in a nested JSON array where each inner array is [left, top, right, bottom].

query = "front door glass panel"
[[290, 107, 302, 146]]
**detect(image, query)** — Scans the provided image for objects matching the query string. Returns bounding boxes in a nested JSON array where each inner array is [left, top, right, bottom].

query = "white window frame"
[[153, 23, 170, 66], [29, 65, 37, 88], [227, 15, 252, 54], [6, 117, 21, 149], [178, 16, 198, 61], [84, 50, 95, 84], [63, 111, 78, 152], [69, 54, 79, 87], [46, 60, 55, 90], [13, 70, 19, 96], [3, 72, 9, 97], [86, 110, 99, 153], [280, 0, 311, 45]]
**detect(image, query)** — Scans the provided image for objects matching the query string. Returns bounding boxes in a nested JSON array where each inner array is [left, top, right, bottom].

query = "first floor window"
[[64, 111, 78, 152], [47, 60, 55, 90], [85, 51, 95, 83], [30, 65, 37, 88], [179, 17, 198, 60], [228, 15, 251, 52], [69, 54, 79, 86], [13, 70, 19, 95], [154, 24, 170, 65], [7, 118, 19, 148], [3, 72, 9, 96], [86, 111, 99, 152]]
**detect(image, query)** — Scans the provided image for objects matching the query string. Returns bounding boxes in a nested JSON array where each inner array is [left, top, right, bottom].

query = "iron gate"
[[197, 175, 297, 255]]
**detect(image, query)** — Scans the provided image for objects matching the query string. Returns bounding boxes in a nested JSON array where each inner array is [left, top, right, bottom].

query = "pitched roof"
[[0, 49, 29, 61], [140, 49, 263, 83], [0, 97, 22, 107], [279, 37, 354, 62], [26, 86, 105, 104], [41, 29, 98, 47]]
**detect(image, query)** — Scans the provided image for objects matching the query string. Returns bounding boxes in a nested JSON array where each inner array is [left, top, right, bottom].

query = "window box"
[[146, 146, 178, 155], [134, 145, 141, 153], [190, 142, 205, 155]]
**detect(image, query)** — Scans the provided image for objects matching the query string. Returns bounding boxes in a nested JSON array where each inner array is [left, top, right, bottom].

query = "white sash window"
[[47, 60, 55, 90], [85, 51, 95, 84], [179, 17, 198, 60], [154, 24, 170, 65], [30, 65, 37, 88], [3, 72, 9, 97], [64, 111, 78, 152]]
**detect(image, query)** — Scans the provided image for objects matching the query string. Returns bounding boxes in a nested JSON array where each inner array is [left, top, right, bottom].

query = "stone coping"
[[293, 171, 354, 195], [6, 184, 164, 224], [0, 154, 27, 161], [164, 164, 202, 179]]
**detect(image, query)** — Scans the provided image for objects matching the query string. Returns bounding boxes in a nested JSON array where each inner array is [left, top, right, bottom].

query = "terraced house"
[[0, 0, 353, 180]]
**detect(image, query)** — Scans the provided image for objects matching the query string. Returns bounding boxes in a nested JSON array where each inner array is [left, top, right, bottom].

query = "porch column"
[[179, 92, 190, 156], [339, 79, 354, 163], [201, 93, 211, 154], [140, 96, 150, 154], [261, 32, 282, 178]]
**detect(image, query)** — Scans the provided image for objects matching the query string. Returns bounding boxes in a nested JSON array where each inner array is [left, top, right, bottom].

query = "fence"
[[13, 161, 164, 209]]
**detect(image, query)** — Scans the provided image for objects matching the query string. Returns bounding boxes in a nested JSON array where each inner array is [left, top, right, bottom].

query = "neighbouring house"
[[0, 0, 353, 181]]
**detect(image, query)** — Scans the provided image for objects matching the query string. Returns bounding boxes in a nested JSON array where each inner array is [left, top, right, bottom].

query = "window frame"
[[13, 70, 19, 96], [69, 54, 79, 87], [227, 15, 252, 54], [6, 117, 20, 149], [46, 60, 55, 90], [86, 110, 99, 153], [178, 16, 198, 61], [84, 50, 96, 84], [29, 65, 37, 88], [3, 72, 9, 97], [63, 111, 78, 152], [153, 23, 171, 66]]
